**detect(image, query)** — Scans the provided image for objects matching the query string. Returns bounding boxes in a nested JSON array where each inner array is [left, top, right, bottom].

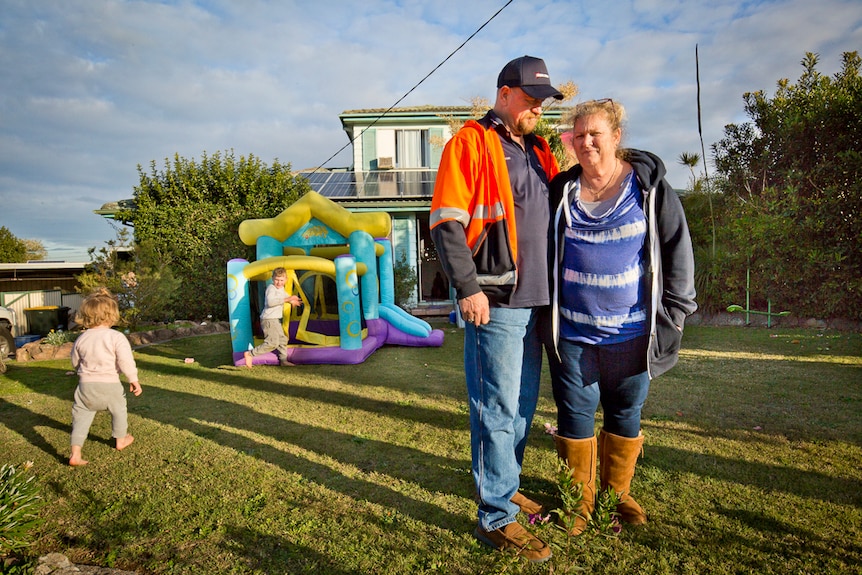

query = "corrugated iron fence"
[[0, 290, 84, 337]]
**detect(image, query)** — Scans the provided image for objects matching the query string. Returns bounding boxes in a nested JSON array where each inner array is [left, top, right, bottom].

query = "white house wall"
[[353, 128, 365, 170], [375, 129, 396, 166]]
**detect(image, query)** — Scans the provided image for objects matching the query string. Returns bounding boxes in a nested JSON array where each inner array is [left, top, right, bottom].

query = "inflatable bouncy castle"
[[227, 191, 444, 365]]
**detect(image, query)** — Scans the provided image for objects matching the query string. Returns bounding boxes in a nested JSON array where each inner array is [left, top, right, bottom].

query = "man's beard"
[[515, 115, 539, 135]]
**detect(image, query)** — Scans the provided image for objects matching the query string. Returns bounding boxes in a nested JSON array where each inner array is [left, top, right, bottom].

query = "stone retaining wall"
[[9, 314, 859, 364], [687, 312, 861, 332], [14, 321, 231, 363]]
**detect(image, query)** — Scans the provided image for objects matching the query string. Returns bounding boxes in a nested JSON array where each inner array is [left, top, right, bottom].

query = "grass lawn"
[[1, 324, 860, 574]]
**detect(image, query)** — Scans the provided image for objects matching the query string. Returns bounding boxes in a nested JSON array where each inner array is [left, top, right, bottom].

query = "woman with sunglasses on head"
[[545, 99, 697, 534]]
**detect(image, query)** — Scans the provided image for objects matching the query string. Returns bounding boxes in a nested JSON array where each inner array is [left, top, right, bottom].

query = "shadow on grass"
[[131, 356, 468, 432], [136, 332, 469, 402], [716, 505, 862, 565], [46, 481, 161, 565], [643, 444, 862, 507], [44, 477, 367, 575], [135, 383, 473, 527], [2, 356, 476, 518], [218, 526, 366, 575], [626, 502, 861, 572], [0, 398, 71, 464], [4, 362, 475, 527]]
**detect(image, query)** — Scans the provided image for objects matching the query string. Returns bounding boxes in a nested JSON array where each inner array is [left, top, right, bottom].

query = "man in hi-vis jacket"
[[430, 55, 562, 563]]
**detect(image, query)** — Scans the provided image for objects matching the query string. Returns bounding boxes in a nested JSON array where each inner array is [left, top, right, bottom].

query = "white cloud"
[[0, 0, 859, 259]]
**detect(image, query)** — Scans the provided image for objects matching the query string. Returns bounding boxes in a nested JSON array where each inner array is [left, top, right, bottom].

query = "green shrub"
[[77, 229, 182, 330], [393, 253, 417, 309], [43, 330, 77, 347], [129, 151, 309, 320]]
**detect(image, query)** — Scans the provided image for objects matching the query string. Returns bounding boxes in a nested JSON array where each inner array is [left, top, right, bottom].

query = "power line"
[[311, 0, 514, 172]]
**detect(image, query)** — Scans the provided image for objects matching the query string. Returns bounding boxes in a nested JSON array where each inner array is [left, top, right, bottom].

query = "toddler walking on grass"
[[69, 288, 142, 466]]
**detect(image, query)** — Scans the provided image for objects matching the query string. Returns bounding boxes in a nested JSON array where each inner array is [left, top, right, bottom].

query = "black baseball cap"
[[497, 55, 563, 101]]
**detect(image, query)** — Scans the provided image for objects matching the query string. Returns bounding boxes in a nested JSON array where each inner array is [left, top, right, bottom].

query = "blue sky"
[[1, 0, 860, 261]]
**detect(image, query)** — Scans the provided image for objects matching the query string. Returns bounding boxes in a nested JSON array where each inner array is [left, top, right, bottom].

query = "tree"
[[392, 253, 418, 309], [705, 51, 862, 319], [123, 150, 310, 320], [0, 227, 27, 263], [76, 228, 181, 329], [678, 151, 726, 312], [678, 151, 716, 257], [22, 239, 47, 261], [434, 81, 581, 171], [531, 81, 580, 170], [678, 152, 701, 187]]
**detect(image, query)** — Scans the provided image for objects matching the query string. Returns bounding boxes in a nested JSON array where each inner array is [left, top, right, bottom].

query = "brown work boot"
[[511, 491, 546, 515], [473, 521, 551, 563]]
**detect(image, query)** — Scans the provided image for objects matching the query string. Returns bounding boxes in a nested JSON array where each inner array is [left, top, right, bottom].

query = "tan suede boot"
[[554, 435, 597, 535], [598, 429, 647, 525]]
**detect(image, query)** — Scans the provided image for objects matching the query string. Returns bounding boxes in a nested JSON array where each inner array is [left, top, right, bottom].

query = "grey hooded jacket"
[[548, 149, 698, 378]]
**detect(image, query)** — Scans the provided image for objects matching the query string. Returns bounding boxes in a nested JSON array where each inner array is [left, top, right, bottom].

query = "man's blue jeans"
[[548, 335, 650, 439], [465, 306, 543, 531]]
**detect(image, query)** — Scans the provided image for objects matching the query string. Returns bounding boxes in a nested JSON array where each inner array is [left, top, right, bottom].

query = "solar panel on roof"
[[300, 170, 437, 199], [304, 172, 329, 184]]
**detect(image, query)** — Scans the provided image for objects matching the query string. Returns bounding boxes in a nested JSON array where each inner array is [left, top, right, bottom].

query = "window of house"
[[395, 129, 429, 168]]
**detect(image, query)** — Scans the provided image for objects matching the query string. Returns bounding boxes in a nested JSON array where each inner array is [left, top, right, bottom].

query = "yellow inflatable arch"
[[249, 254, 367, 347]]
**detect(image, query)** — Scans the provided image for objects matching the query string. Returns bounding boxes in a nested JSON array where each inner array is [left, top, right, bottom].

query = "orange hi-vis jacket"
[[430, 119, 559, 303]]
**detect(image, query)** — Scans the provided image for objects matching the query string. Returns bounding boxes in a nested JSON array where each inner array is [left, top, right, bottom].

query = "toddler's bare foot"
[[116, 435, 135, 451], [243, 351, 253, 368], [69, 456, 89, 466]]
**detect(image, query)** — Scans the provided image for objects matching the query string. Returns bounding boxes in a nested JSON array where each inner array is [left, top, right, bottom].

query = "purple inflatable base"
[[232, 318, 444, 366]]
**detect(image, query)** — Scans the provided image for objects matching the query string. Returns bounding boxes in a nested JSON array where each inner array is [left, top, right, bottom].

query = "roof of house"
[[341, 105, 473, 115], [0, 262, 88, 294], [0, 262, 88, 272], [339, 105, 570, 129]]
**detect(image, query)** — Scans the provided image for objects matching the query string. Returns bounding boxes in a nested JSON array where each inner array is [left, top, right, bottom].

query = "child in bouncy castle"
[[244, 267, 301, 367]]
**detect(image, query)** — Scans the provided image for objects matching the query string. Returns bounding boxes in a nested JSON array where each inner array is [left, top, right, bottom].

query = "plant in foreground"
[[0, 462, 44, 558], [590, 487, 622, 536], [550, 454, 623, 538], [533, 458, 623, 571], [552, 457, 586, 537], [529, 512, 551, 526]]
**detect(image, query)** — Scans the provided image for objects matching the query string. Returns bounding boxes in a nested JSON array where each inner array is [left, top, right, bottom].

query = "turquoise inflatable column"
[[227, 259, 253, 353], [334, 254, 362, 350], [255, 235, 284, 307], [256, 236, 283, 260], [349, 230, 378, 320], [377, 238, 394, 306]]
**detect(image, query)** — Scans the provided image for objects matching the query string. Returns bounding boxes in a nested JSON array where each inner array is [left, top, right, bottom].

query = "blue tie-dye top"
[[560, 172, 648, 345]]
